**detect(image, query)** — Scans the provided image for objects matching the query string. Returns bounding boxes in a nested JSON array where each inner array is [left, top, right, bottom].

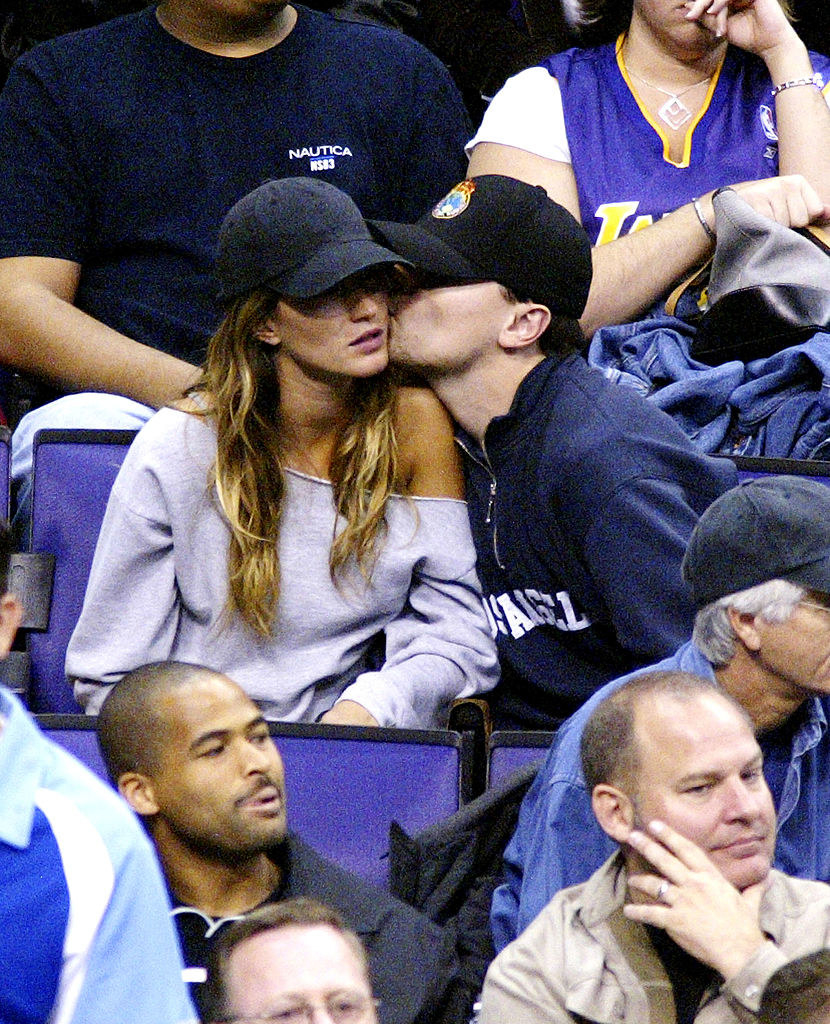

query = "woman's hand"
[[720, 173, 829, 228], [684, 0, 797, 59], [319, 699, 380, 727]]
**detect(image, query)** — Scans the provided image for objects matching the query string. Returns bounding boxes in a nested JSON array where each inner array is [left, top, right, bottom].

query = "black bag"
[[692, 188, 830, 364], [666, 188, 830, 366]]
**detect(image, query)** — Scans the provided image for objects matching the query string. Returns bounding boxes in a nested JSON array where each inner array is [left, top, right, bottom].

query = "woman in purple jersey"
[[466, 0, 830, 336]]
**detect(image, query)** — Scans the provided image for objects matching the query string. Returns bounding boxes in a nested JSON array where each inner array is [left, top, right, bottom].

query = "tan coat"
[[480, 853, 830, 1024]]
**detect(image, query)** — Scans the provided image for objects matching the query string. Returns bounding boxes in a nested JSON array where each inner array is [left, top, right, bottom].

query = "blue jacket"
[[456, 354, 735, 728], [491, 640, 830, 951], [589, 317, 830, 459]]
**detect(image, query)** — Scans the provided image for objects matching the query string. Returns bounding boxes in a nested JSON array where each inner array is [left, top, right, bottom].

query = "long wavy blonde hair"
[[189, 285, 400, 637]]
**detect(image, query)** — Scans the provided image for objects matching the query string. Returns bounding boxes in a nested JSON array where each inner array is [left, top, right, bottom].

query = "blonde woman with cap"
[[66, 177, 498, 727]]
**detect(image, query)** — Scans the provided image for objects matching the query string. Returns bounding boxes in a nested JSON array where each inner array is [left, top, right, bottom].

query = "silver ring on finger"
[[656, 879, 670, 904]]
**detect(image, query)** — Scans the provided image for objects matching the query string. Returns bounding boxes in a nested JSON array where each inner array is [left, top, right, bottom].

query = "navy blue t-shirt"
[[0, 5, 470, 363]]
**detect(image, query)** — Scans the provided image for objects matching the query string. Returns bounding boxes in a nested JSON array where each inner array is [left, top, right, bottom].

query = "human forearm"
[[580, 202, 714, 335], [584, 171, 826, 332], [767, 40, 830, 205], [340, 545, 498, 727], [687, 0, 830, 204], [467, 145, 716, 332], [0, 259, 198, 406]]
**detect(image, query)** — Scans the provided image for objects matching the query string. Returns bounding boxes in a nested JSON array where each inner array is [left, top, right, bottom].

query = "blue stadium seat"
[[36, 715, 473, 889], [28, 429, 137, 712], [487, 730, 555, 790]]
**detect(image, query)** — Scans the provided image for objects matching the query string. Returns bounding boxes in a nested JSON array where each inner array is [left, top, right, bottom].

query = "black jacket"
[[389, 763, 540, 1016], [173, 833, 462, 1024]]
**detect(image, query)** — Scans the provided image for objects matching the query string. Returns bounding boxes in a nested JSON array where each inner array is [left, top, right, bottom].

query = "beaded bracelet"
[[691, 197, 715, 241], [771, 73, 824, 97]]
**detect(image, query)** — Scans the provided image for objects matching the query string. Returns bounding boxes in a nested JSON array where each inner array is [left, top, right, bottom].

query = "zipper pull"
[[485, 479, 496, 524]]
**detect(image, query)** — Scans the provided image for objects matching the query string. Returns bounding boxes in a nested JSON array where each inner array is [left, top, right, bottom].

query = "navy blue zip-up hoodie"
[[456, 354, 736, 729]]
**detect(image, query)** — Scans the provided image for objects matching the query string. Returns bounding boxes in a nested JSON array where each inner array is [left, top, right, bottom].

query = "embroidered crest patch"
[[432, 180, 476, 219]]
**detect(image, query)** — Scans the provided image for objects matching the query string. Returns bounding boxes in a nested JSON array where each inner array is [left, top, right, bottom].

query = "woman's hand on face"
[[319, 699, 380, 728], [684, 0, 797, 58]]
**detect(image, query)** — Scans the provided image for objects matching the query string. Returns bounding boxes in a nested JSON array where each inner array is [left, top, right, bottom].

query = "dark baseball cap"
[[369, 175, 592, 319], [682, 475, 830, 606], [215, 177, 406, 304]]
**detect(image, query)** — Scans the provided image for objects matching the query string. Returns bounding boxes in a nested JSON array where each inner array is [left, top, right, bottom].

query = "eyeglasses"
[[799, 600, 830, 618], [219, 994, 380, 1024]]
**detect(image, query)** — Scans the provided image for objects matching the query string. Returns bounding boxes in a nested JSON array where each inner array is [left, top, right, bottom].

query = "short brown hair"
[[202, 898, 371, 1023], [580, 670, 752, 793]]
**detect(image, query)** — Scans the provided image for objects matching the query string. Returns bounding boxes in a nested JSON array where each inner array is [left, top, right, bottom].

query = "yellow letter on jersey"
[[595, 202, 653, 245]]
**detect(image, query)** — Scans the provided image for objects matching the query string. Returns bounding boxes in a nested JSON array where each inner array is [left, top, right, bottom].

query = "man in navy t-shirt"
[[0, 0, 470, 487]]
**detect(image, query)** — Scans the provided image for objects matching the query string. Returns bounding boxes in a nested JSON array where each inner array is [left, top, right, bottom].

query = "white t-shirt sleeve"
[[465, 66, 572, 164]]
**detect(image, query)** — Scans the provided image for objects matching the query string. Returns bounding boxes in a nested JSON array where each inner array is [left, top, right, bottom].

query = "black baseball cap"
[[215, 177, 406, 304], [370, 175, 592, 319], [682, 475, 830, 606]]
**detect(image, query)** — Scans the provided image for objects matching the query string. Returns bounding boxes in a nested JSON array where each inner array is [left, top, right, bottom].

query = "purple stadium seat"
[[487, 730, 555, 790], [28, 429, 137, 712], [273, 722, 472, 887], [37, 714, 109, 780], [36, 716, 472, 889], [0, 427, 10, 519]]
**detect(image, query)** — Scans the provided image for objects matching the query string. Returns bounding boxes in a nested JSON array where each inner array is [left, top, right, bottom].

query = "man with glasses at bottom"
[[202, 898, 380, 1024]]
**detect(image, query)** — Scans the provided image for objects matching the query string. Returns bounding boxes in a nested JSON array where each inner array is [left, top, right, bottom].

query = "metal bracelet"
[[771, 73, 824, 97], [691, 196, 715, 242]]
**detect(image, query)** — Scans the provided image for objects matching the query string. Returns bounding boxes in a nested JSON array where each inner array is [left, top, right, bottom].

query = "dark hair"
[[580, 670, 752, 793], [97, 660, 223, 783], [202, 898, 371, 1023], [760, 950, 830, 1024]]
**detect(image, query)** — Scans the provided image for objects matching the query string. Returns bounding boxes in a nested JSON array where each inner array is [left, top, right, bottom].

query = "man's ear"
[[727, 606, 762, 653], [592, 783, 636, 843], [118, 772, 160, 817], [0, 592, 23, 659], [498, 303, 551, 353]]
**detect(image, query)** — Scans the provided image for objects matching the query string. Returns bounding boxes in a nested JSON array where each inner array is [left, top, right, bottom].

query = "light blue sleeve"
[[70, 830, 196, 1024]]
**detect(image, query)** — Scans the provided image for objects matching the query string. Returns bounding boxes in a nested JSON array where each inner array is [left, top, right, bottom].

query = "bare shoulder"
[[394, 386, 464, 499]]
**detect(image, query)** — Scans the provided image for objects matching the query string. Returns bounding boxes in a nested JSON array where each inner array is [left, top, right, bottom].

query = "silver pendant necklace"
[[626, 66, 712, 130]]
